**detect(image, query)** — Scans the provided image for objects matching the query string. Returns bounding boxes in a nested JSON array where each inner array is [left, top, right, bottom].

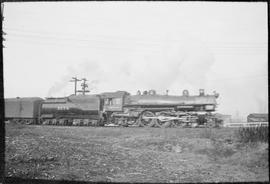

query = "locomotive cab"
[[99, 91, 129, 112], [99, 91, 130, 124]]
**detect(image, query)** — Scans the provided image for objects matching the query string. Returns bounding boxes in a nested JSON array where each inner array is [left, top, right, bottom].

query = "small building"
[[247, 113, 268, 122]]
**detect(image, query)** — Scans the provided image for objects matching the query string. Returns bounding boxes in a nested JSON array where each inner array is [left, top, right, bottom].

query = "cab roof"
[[99, 91, 129, 98]]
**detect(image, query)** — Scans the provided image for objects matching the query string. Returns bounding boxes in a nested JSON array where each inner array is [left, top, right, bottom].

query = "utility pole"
[[69, 77, 81, 96], [77, 78, 90, 95]]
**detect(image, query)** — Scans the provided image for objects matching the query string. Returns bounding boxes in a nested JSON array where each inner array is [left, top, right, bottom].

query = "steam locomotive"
[[4, 89, 221, 127]]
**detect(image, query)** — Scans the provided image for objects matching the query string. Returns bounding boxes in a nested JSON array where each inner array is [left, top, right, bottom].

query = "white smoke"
[[47, 39, 216, 97], [47, 66, 76, 97], [46, 60, 101, 97]]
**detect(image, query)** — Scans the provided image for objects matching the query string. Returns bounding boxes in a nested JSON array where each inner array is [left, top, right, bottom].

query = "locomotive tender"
[[4, 89, 221, 127], [41, 95, 102, 126]]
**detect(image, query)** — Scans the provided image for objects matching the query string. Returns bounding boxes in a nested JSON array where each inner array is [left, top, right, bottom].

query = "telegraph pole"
[[69, 77, 81, 96], [77, 78, 90, 95]]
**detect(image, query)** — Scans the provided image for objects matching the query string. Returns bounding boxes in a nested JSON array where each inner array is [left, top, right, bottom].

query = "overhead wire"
[[5, 27, 268, 47], [5, 28, 165, 48], [4, 25, 268, 57], [5, 32, 163, 54], [5, 27, 167, 46], [205, 74, 268, 83], [6, 31, 267, 55]]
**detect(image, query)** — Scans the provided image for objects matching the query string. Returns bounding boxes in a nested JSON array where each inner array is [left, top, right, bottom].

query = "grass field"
[[5, 123, 269, 182]]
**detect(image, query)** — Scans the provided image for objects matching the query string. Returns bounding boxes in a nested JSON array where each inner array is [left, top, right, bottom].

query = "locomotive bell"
[[149, 89, 156, 95], [199, 89, 205, 96], [182, 90, 189, 97], [213, 91, 219, 98]]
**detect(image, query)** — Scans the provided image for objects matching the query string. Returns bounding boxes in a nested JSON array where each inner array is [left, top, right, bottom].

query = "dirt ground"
[[5, 123, 269, 182]]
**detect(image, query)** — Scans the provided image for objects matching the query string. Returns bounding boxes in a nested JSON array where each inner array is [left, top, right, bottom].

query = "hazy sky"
[[2, 2, 268, 117]]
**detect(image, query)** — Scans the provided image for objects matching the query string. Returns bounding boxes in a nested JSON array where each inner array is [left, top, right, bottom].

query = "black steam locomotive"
[[4, 89, 221, 127]]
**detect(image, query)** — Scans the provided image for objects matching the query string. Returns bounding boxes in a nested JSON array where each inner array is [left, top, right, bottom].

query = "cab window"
[[105, 98, 121, 105], [104, 98, 111, 105], [112, 98, 121, 105]]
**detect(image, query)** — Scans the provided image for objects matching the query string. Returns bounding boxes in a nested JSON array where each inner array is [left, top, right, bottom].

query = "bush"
[[236, 126, 268, 143], [210, 137, 236, 159], [199, 128, 215, 139], [196, 136, 236, 161]]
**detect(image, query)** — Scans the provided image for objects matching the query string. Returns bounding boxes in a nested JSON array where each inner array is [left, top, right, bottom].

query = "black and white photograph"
[[1, 1, 268, 183]]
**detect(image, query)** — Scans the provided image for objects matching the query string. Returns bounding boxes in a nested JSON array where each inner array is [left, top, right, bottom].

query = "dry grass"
[[236, 126, 268, 143], [5, 123, 269, 182]]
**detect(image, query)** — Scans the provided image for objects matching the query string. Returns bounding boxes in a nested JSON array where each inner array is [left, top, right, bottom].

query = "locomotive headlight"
[[205, 105, 214, 110]]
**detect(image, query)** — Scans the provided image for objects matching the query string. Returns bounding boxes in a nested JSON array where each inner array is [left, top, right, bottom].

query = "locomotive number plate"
[[57, 106, 70, 110]]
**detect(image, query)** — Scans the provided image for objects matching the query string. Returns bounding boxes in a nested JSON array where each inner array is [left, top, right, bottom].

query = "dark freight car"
[[4, 97, 44, 124]]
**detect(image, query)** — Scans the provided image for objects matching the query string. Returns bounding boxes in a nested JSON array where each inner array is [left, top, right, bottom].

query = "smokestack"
[[143, 90, 148, 95], [183, 90, 189, 97]]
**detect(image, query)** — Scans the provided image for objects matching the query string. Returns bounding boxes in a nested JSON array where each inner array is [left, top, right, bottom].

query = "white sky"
[[2, 2, 268, 118]]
